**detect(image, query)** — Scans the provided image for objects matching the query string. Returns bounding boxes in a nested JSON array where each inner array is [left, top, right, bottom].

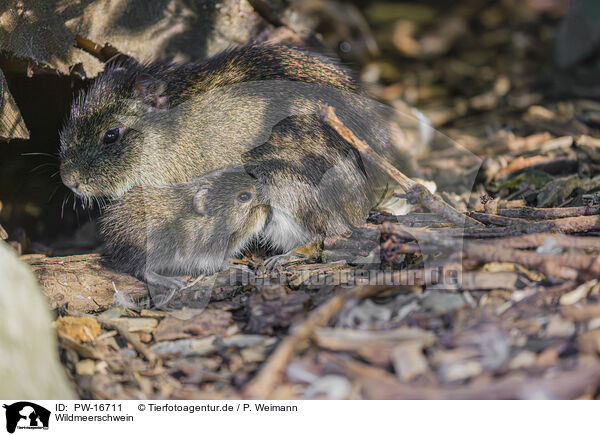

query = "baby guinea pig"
[[99, 167, 269, 291]]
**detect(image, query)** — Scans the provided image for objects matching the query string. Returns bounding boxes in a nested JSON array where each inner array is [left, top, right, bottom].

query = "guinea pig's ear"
[[135, 74, 168, 111], [192, 187, 209, 216]]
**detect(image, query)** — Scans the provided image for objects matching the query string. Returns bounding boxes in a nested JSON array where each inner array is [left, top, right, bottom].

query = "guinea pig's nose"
[[64, 180, 83, 196], [61, 170, 84, 196]]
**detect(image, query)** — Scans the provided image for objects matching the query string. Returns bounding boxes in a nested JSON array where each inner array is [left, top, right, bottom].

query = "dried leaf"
[[54, 316, 101, 343]]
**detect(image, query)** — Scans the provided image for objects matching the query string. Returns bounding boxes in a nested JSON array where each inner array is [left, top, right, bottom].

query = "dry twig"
[[99, 318, 158, 364], [74, 35, 127, 63], [488, 233, 600, 250], [497, 206, 600, 219], [382, 214, 600, 239]]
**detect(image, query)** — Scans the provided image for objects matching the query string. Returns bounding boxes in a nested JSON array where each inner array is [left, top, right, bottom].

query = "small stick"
[[497, 205, 600, 219], [321, 106, 482, 228], [382, 214, 600, 239], [465, 214, 600, 237], [371, 212, 455, 227], [99, 319, 157, 364], [468, 212, 529, 226], [74, 35, 126, 63], [485, 233, 600, 250], [383, 228, 600, 254], [244, 285, 391, 399]]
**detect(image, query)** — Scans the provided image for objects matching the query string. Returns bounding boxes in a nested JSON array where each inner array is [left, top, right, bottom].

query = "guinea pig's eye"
[[236, 191, 253, 203], [101, 127, 122, 145]]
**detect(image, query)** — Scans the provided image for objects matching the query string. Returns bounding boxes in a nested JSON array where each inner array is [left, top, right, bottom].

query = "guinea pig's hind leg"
[[144, 270, 188, 307]]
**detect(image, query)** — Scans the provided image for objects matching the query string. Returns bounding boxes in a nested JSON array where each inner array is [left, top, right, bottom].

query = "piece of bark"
[[23, 253, 148, 313]]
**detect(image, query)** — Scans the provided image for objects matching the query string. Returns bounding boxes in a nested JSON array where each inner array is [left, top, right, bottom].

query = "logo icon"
[[3, 402, 50, 433]]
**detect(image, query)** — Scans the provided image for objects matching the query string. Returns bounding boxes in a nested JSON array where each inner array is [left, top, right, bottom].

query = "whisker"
[[48, 185, 61, 202], [21, 152, 58, 158], [61, 193, 70, 219], [30, 163, 58, 173]]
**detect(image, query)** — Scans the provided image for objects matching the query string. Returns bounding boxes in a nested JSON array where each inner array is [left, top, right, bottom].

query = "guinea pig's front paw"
[[223, 261, 253, 274], [264, 251, 306, 271], [264, 240, 322, 271]]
